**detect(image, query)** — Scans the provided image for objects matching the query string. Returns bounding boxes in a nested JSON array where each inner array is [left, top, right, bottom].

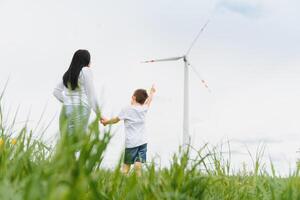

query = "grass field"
[[1, 91, 300, 200]]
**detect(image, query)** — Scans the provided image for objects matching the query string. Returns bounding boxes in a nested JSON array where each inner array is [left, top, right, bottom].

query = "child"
[[101, 85, 156, 176]]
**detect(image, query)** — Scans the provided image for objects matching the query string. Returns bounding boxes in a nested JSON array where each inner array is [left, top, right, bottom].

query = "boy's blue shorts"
[[124, 143, 147, 164]]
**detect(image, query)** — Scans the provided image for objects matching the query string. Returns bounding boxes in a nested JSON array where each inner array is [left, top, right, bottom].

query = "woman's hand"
[[100, 118, 108, 126]]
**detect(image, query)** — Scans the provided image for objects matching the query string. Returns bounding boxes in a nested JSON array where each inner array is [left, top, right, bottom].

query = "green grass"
[[1, 88, 300, 200]]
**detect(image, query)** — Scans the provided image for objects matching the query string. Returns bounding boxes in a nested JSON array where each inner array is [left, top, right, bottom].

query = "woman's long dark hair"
[[63, 49, 91, 90]]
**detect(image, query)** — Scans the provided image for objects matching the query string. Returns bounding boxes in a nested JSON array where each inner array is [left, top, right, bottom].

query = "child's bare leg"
[[122, 164, 131, 175], [134, 162, 142, 176]]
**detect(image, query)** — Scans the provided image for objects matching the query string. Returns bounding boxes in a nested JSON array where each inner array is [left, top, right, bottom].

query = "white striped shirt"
[[53, 67, 99, 114]]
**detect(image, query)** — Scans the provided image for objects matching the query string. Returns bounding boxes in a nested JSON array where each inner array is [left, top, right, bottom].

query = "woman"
[[53, 49, 100, 137]]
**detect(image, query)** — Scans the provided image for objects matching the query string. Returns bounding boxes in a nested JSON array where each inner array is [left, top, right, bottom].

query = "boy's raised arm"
[[144, 85, 156, 107]]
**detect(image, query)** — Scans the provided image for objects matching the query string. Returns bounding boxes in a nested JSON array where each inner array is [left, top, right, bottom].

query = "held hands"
[[100, 117, 120, 126], [100, 118, 109, 126]]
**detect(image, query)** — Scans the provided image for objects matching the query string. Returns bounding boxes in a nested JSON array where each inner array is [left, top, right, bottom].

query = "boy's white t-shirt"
[[118, 105, 148, 148]]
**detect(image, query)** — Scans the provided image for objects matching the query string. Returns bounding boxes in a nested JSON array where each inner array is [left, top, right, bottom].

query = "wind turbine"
[[142, 20, 210, 147]]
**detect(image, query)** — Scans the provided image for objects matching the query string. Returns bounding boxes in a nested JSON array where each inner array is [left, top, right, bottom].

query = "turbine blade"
[[188, 61, 211, 93], [141, 56, 183, 63], [186, 20, 210, 56]]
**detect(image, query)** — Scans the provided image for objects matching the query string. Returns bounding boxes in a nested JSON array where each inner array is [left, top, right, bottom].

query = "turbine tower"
[[142, 21, 210, 147]]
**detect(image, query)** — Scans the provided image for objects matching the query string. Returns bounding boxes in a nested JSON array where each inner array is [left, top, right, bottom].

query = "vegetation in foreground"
[[0, 92, 300, 200]]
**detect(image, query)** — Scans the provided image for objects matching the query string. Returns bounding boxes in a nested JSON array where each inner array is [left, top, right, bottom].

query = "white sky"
[[0, 0, 299, 174]]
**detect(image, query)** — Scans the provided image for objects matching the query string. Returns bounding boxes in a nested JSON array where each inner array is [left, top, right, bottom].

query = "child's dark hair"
[[133, 89, 148, 104]]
